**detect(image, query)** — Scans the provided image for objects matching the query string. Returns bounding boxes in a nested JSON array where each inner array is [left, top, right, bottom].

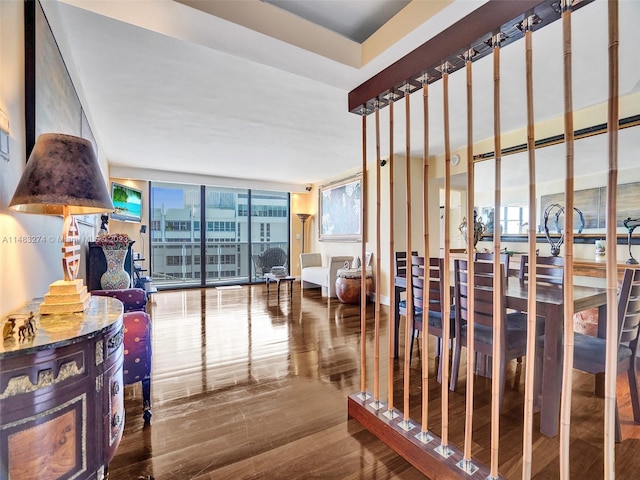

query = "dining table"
[[393, 273, 608, 437]]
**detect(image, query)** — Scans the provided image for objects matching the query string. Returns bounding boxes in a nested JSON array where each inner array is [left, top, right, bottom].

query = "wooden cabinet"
[[86, 241, 134, 291], [0, 297, 124, 479]]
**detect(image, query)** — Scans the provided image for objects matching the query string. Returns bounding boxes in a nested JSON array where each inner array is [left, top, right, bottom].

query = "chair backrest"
[[395, 251, 418, 278], [618, 268, 640, 350], [519, 254, 564, 285], [92, 288, 147, 312], [424, 257, 448, 315], [454, 259, 506, 347], [475, 251, 510, 278], [365, 251, 373, 267], [259, 247, 288, 273], [405, 256, 451, 333], [409, 255, 426, 315]]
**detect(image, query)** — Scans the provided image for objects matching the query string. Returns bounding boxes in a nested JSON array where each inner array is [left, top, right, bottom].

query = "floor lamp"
[[296, 213, 312, 253]]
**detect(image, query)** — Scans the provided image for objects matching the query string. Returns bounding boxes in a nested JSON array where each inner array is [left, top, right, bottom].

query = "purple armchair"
[[92, 288, 152, 422]]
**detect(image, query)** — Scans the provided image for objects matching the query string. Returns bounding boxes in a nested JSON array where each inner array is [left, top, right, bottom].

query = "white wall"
[[0, 2, 109, 317]]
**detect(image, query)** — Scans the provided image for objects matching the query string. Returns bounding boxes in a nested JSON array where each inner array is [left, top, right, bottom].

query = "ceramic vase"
[[459, 210, 486, 251], [100, 248, 130, 290]]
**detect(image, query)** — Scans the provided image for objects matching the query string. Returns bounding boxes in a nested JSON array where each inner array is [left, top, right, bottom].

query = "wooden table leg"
[[595, 303, 608, 397], [540, 304, 562, 437]]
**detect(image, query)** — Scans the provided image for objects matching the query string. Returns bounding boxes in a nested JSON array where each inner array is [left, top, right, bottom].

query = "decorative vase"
[[100, 248, 130, 290], [543, 203, 586, 256], [595, 239, 606, 262], [458, 210, 486, 251]]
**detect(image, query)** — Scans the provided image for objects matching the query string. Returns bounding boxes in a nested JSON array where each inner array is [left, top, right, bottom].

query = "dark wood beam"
[[348, 393, 506, 479]]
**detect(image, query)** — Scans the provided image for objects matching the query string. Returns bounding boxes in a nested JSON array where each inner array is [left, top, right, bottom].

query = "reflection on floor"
[[108, 284, 640, 479]]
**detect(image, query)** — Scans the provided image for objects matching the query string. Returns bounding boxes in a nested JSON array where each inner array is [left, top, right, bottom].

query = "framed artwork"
[[319, 174, 362, 242], [25, 1, 99, 228], [540, 181, 640, 231]]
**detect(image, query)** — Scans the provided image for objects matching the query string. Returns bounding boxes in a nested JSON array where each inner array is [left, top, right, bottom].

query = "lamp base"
[[39, 279, 90, 315]]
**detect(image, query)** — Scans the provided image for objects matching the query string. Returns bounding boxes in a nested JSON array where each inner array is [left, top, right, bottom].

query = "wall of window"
[[150, 182, 290, 288]]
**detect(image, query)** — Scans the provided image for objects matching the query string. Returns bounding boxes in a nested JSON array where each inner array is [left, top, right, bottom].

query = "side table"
[[264, 274, 295, 301]]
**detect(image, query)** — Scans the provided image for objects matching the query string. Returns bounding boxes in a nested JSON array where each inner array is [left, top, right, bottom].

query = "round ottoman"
[[335, 267, 374, 304]]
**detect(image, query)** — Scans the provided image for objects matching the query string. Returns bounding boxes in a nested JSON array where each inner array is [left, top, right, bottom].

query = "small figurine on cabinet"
[[3, 317, 16, 340], [18, 312, 36, 341], [26, 311, 36, 336]]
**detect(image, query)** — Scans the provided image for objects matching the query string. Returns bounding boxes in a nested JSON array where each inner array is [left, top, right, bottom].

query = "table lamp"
[[10, 133, 114, 314]]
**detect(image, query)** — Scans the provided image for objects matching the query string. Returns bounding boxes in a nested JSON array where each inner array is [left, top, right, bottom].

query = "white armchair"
[[300, 253, 354, 297]]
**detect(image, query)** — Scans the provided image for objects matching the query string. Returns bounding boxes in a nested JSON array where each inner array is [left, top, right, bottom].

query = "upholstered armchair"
[[92, 288, 152, 422]]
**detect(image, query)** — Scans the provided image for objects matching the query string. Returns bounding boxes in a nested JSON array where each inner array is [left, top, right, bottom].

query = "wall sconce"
[[0, 108, 9, 161], [9, 133, 114, 314]]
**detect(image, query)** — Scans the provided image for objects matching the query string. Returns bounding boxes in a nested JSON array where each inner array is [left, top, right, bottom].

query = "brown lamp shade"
[[9, 133, 114, 215]]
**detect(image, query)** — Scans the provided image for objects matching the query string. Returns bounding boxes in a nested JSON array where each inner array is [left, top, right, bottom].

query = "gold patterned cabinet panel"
[[1, 296, 124, 480]]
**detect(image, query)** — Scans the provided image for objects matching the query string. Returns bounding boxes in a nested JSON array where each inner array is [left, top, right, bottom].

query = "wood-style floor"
[[108, 284, 640, 479]]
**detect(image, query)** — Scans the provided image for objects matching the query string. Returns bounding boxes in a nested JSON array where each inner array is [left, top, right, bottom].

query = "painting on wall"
[[319, 174, 362, 242], [540, 181, 640, 232], [26, 1, 99, 227]]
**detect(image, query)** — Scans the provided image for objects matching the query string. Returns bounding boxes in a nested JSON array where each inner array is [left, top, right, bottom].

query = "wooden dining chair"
[[519, 254, 564, 285], [550, 268, 640, 442], [394, 251, 418, 278], [475, 251, 511, 278], [399, 256, 455, 383], [450, 259, 528, 409]]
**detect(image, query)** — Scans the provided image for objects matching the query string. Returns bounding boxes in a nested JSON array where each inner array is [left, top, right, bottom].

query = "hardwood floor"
[[108, 284, 640, 479]]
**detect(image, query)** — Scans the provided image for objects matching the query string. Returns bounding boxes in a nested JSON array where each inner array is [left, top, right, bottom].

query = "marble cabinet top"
[[1, 296, 123, 358]]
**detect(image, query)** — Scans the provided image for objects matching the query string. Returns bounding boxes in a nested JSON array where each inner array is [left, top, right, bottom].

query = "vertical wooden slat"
[[373, 104, 381, 405], [559, 2, 575, 477], [402, 90, 413, 425], [420, 80, 431, 436], [440, 68, 452, 453], [490, 32, 503, 479], [604, 1, 620, 476], [462, 50, 477, 469], [522, 15, 538, 480], [387, 100, 396, 414], [360, 113, 368, 396], [361, 115, 369, 343]]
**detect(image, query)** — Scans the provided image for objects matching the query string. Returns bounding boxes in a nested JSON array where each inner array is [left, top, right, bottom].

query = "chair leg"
[[615, 402, 622, 443], [449, 338, 461, 391], [448, 338, 460, 390], [498, 354, 506, 413], [142, 377, 152, 423], [627, 362, 640, 423], [410, 329, 419, 364], [434, 338, 443, 384], [533, 344, 544, 410]]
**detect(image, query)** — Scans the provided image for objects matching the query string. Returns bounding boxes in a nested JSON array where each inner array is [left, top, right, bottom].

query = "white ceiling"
[[264, 0, 411, 43], [41, 1, 640, 193]]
